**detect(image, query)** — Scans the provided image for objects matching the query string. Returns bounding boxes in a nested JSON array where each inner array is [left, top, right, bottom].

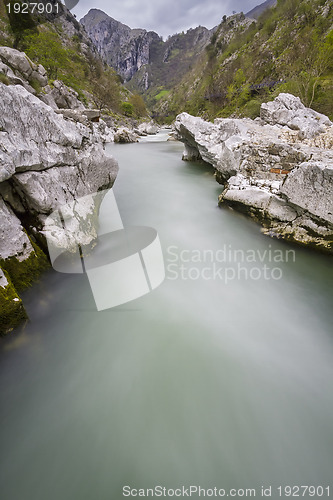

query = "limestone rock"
[[260, 93, 332, 139], [92, 120, 115, 143], [0, 195, 34, 262], [0, 80, 119, 283], [0, 46, 48, 87], [175, 94, 333, 252], [47, 80, 85, 110], [137, 121, 159, 135], [174, 110, 311, 182], [281, 161, 333, 224], [114, 127, 138, 143], [0, 83, 85, 182], [13, 145, 118, 216], [83, 109, 100, 122]]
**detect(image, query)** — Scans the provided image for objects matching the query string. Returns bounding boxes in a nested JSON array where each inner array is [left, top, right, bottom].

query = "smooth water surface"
[[1, 131, 333, 499]]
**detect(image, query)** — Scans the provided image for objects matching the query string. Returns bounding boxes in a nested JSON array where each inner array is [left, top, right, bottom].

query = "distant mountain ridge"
[[81, 8, 213, 103], [81, 9, 161, 82], [80, 0, 281, 102], [245, 0, 277, 20]]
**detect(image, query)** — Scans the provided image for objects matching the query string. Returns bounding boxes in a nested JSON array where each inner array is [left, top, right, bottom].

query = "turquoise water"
[[1, 132, 332, 499]]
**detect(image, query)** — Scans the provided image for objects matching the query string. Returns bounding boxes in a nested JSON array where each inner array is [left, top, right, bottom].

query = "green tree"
[[92, 69, 121, 112], [121, 101, 134, 116], [129, 94, 147, 118], [6, 0, 37, 48]]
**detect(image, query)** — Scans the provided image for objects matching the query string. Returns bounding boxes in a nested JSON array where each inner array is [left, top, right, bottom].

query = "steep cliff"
[[81, 9, 161, 82], [158, 0, 333, 122], [80, 9, 213, 106]]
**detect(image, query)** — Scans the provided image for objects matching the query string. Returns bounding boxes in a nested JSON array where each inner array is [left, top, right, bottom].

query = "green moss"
[[0, 72, 10, 85], [0, 268, 27, 335], [0, 238, 49, 292]]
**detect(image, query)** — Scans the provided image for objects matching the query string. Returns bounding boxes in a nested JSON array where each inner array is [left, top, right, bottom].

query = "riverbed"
[[1, 131, 332, 499]]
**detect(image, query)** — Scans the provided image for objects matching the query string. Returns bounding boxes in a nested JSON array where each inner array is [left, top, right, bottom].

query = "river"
[[1, 131, 333, 499]]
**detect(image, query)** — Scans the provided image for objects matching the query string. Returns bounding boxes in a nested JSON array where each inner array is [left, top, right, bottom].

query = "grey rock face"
[[0, 46, 48, 88], [0, 47, 119, 332], [0, 82, 118, 267], [0, 83, 84, 182], [13, 146, 117, 216], [175, 94, 333, 252], [47, 80, 85, 110], [0, 195, 34, 262], [261, 93, 332, 139], [281, 161, 333, 224], [81, 9, 160, 82]]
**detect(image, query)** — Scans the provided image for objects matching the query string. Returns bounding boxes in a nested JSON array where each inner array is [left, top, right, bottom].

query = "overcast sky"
[[71, 0, 263, 39]]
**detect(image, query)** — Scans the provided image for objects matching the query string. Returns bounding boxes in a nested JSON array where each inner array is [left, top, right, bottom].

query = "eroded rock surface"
[[174, 94, 333, 252], [0, 82, 118, 332]]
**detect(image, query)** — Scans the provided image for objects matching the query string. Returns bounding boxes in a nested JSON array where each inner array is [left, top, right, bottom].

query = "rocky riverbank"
[[0, 45, 163, 334], [174, 94, 333, 253], [0, 53, 120, 334]]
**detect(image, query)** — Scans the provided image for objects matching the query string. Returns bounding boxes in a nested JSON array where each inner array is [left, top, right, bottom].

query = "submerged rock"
[[174, 93, 333, 252]]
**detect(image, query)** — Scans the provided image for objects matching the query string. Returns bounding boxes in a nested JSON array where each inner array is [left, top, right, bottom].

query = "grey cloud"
[[72, 0, 262, 38]]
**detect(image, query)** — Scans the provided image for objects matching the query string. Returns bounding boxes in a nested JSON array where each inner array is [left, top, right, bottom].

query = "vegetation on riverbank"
[[155, 0, 333, 122], [0, 1, 148, 118], [0, 238, 49, 335], [0, 268, 27, 335]]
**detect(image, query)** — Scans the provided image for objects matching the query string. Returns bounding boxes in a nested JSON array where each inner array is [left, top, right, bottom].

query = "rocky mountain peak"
[[81, 9, 161, 82], [245, 0, 277, 19]]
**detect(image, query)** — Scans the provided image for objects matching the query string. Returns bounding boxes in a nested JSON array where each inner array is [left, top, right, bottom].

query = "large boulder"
[[46, 80, 85, 110], [114, 127, 138, 143], [175, 94, 333, 252], [0, 46, 48, 88], [174, 111, 311, 182], [260, 93, 332, 139], [281, 161, 333, 224], [0, 83, 118, 247], [0, 195, 34, 261], [137, 121, 159, 135]]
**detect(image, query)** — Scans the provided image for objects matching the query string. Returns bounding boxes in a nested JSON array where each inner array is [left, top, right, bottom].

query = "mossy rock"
[[0, 239, 49, 292], [0, 268, 27, 335]]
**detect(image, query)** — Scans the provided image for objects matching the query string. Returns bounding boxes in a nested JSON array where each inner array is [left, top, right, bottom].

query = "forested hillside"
[[156, 0, 333, 122], [0, 0, 147, 118]]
